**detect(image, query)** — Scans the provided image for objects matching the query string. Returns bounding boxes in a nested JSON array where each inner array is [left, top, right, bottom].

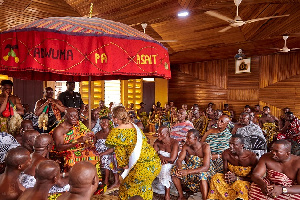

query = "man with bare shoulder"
[[19, 134, 69, 193], [259, 106, 279, 147], [50, 108, 98, 171], [57, 161, 99, 200], [171, 129, 213, 200], [34, 87, 66, 133], [18, 160, 60, 200], [0, 80, 24, 134], [202, 115, 232, 173], [0, 147, 31, 200], [249, 140, 300, 199], [153, 125, 179, 200], [208, 134, 258, 200], [21, 129, 40, 153]]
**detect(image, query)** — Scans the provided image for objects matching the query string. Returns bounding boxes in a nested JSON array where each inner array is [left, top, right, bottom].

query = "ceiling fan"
[[141, 23, 177, 43], [273, 35, 300, 53], [205, 0, 290, 32]]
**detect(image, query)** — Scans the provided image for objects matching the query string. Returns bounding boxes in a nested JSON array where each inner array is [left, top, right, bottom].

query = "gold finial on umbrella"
[[89, 3, 93, 18]]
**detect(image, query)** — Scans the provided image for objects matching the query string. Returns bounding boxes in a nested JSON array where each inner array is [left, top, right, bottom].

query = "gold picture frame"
[[235, 58, 251, 74]]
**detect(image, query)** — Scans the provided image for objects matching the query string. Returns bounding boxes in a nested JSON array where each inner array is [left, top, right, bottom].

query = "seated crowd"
[[1, 79, 300, 200]]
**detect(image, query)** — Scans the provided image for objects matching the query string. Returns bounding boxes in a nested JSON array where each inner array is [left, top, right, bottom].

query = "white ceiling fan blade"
[[219, 26, 232, 32], [234, 0, 242, 7], [157, 40, 177, 43], [205, 11, 234, 23], [291, 48, 300, 50], [244, 14, 290, 24]]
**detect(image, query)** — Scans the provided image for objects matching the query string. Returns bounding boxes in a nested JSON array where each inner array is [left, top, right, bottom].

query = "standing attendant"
[[58, 81, 84, 113]]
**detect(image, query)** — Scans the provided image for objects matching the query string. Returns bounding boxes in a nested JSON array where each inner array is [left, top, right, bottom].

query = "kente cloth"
[[99, 107, 110, 118], [205, 128, 232, 173], [156, 150, 174, 188], [106, 128, 161, 200], [236, 122, 267, 158], [262, 122, 278, 144], [249, 169, 300, 200], [193, 116, 208, 136], [95, 138, 118, 173], [91, 118, 102, 134], [19, 173, 70, 193], [171, 155, 214, 193], [0, 132, 20, 163], [277, 117, 300, 143], [208, 163, 252, 200], [170, 120, 194, 141], [50, 120, 99, 168]]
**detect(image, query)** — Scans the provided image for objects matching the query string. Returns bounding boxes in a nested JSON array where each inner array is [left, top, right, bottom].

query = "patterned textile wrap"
[[0, 117, 8, 132], [50, 120, 99, 169], [208, 163, 252, 200], [277, 117, 300, 143], [205, 128, 232, 173], [105, 126, 161, 200], [236, 122, 267, 158], [171, 155, 214, 193], [193, 116, 208, 136], [0, 132, 20, 163], [95, 138, 118, 173], [19, 172, 70, 193], [156, 150, 174, 189], [38, 104, 61, 130], [262, 122, 278, 144], [170, 120, 194, 142], [137, 111, 148, 128], [249, 169, 300, 200], [0, 17, 171, 81]]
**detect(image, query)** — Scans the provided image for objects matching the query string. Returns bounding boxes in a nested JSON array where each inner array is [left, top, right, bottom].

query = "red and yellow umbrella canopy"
[[0, 17, 171, 81]]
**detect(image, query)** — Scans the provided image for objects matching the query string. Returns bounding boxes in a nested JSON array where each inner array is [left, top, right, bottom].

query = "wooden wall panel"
[[169, 51, 300, 120], [259, 52, 300, 88]]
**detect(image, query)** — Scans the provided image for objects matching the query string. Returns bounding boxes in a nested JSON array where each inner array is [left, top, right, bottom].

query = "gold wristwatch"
[[282, 186, 288, 194]]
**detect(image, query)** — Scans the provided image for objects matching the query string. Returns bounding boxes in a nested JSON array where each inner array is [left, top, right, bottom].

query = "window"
[[104, 80, 121, 107]]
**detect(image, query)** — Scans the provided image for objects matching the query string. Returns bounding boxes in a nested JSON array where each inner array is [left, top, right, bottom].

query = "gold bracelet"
[[236, 176, 240, 180]]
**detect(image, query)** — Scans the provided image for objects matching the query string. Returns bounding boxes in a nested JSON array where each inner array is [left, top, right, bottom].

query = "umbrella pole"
[[88, 76, 92, 130]]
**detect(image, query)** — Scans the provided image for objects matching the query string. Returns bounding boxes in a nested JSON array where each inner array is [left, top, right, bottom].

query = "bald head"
[[22, 130, 40, 152], [69, 161, 98, 188], [34, 134, 53, 150], [35, 160, 60, 181], [65, 108, 79, 125], [129, 196, 144, 200], [21, 120, 34, 131], [5, 147, 30, 168]]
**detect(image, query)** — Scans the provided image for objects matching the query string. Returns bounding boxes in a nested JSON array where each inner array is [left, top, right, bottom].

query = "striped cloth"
[[205, 128, 231, 155], [249, 169, 300, 200], [170, 120, 194, 142]]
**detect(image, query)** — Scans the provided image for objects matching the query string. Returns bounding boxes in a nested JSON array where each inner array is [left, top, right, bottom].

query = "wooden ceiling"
[[1, 0, 300, 63]]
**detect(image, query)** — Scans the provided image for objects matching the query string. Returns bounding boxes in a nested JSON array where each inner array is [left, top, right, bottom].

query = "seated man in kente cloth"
[[249, 140, 300, 200], [153, 125, 179, 200], [208, 134, 258, 200], [259, 106, 279, 147], [277, 111, 300, 155], [51, 108, 98, 171], [202, 115, 232, 173], [171, 129, 213, 200]]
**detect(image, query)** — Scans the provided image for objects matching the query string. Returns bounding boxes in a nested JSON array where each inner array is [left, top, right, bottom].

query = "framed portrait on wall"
[[235, 58, 251, 74]]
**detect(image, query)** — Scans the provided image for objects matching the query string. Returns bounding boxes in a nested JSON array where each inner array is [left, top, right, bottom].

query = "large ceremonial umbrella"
[[0, 17, 170, 81], [0, 16, 171, 128]]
